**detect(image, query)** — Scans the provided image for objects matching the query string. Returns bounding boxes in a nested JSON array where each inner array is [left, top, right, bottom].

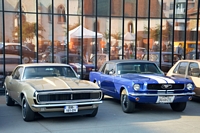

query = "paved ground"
[[0, 95, 200, 133]]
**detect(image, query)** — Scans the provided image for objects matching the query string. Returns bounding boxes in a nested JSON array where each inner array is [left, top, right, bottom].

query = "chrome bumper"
[[32, 101, 103, 108], [129, 92, 195, 97]]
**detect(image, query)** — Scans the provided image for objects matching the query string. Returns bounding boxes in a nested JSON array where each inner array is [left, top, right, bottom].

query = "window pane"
[[124, 0, 136, 17], [69, 0, 81, 15], [111, 0, 123, 17], [97, 0, 110, 16], [138, 0, 149, 17], [38, 0, 52, 14]]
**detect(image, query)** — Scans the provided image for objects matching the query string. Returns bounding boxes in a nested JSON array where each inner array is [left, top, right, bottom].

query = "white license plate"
[[64, 105, 78, 113], [156, 96, 175, 103]]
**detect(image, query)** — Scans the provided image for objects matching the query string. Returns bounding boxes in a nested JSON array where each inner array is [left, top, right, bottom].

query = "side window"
[[12, 67, 23, 79], [188, 62, 199, 76], [174, 62, 188, 75], [103, 63, 115, 75]]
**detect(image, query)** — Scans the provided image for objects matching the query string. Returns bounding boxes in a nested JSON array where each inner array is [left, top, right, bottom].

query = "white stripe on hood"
[[139, 75, 168, 84]]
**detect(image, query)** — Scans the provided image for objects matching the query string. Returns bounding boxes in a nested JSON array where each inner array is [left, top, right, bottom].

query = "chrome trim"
[[129, 92, 195, 96], [32, 101, 103, 108], [34, 90, 103, 104]]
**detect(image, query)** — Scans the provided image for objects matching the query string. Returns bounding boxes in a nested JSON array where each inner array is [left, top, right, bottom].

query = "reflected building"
[[0, 0, 200, 87]]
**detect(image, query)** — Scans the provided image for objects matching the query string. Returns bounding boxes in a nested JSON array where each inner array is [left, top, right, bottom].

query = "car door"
[[186, 62, 200, 96], [170, 61, 189, 78], [100, 63, 116, 97], [9, 66, 23, 103]]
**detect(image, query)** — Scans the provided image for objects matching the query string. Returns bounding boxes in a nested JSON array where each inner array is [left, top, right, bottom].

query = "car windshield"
[[23, 66, 77, 79], [117, 62, 162, 74]]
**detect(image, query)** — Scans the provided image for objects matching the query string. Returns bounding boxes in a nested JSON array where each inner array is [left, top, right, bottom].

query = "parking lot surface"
[[1, 95, 200, 133]]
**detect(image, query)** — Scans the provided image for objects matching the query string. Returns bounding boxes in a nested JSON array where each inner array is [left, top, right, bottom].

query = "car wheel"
[[120, 89, 135, 113], [87, 107, 98, 117], [170, 102, 187, 112], [22, 56, 30, 63], [5, 90, 15, 106], [22, 96, 35, 121]]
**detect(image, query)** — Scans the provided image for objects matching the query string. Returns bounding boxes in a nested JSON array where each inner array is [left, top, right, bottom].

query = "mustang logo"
[[161, 84, 172, 89]]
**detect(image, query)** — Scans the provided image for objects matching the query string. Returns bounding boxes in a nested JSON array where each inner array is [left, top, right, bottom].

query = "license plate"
[[64, 105, 78, 113], [156, 96, 175, 103]]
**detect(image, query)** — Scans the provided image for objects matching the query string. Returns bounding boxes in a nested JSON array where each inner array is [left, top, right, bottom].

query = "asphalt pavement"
[[1, 95, 200, 133]]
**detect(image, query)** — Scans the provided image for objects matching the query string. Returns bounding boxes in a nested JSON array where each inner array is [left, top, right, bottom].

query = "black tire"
[[5, 90, 15, 106], [170, 102, 187, 112], [22, 96, 35, 121], [87, 107, 98, 117], [120, 89, 135, 113]]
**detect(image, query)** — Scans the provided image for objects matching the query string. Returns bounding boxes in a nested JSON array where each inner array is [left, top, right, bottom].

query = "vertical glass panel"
[[137, 0, 149, 17], [0, 0, 2, 10], [124, 18, 136, 59], [137, 19, 148, 60], [124, 0, 136, 17], [163, 0, 174, 19], [38, 14, 52, 63], [54, 14, 67, 62], [20, 14, 37, 63], [111, 0, 123, 17], [110, 17, 123, 60], [150, 0, 162, 18], [69, 0, 81, 15], [98, 17, 109, 69], [68, 16, 82, 75], [0, 12, 2, 42], [162, 19, 176, 71], [175, 0, 186, 18], [38, 0, 52, 13], [174, 18, 186, 59], [4, 12, 21, 75], [0, 12, 3, 88], [83, 0, 95, 15], [4, 0, 19, 11], [97, 0, 110, 16], [82, 16, 98, 78], [150, 19, 161, 51], [185, 19, 198, 60], [22, 0, 36, 13]]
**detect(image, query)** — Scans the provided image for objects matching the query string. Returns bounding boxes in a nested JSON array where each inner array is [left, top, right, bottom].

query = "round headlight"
[[133, 84, 140, 91], [186, 83, 193, 90]]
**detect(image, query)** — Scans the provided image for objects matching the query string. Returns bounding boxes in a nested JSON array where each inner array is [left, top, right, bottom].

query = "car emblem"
[[161, 84, 172, 89]]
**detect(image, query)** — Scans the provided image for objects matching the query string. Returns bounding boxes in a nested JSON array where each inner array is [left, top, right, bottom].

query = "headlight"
[[186, 83, 193, 90], [133, 84, 140, 91]]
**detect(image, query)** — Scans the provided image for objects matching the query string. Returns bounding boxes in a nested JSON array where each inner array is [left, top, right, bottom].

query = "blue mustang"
[[89, 60, 195, 113]]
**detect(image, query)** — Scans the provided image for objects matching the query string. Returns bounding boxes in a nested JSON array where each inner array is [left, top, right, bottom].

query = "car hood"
[[25, 77, 99, 91], [120, 74, 191, 84]]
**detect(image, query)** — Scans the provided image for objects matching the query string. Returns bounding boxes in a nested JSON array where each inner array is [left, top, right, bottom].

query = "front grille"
[[37, 92, 101, 102], [147, 84, 184, 90]]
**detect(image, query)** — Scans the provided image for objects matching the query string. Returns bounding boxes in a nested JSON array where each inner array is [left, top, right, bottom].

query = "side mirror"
[[191, 68, 200, 77]]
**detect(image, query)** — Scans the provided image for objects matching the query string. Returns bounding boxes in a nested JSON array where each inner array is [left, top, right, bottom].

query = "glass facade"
[[0, 0, 200, 86]]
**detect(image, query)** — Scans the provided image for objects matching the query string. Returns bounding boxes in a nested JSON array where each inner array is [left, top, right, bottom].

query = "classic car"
[[4, 63, 102, 121], [166, 60, 200, 97], [89, 59, 195, 113], [143, 52, 180, 73], [0, 43, 37, 63], [43, 51, 95, 80]]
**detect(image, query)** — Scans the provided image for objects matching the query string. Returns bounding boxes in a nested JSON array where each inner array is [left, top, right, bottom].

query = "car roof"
[[105, 59, 156, 64], [17, 63, 71, 67], [178, 59, 200, 62]]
